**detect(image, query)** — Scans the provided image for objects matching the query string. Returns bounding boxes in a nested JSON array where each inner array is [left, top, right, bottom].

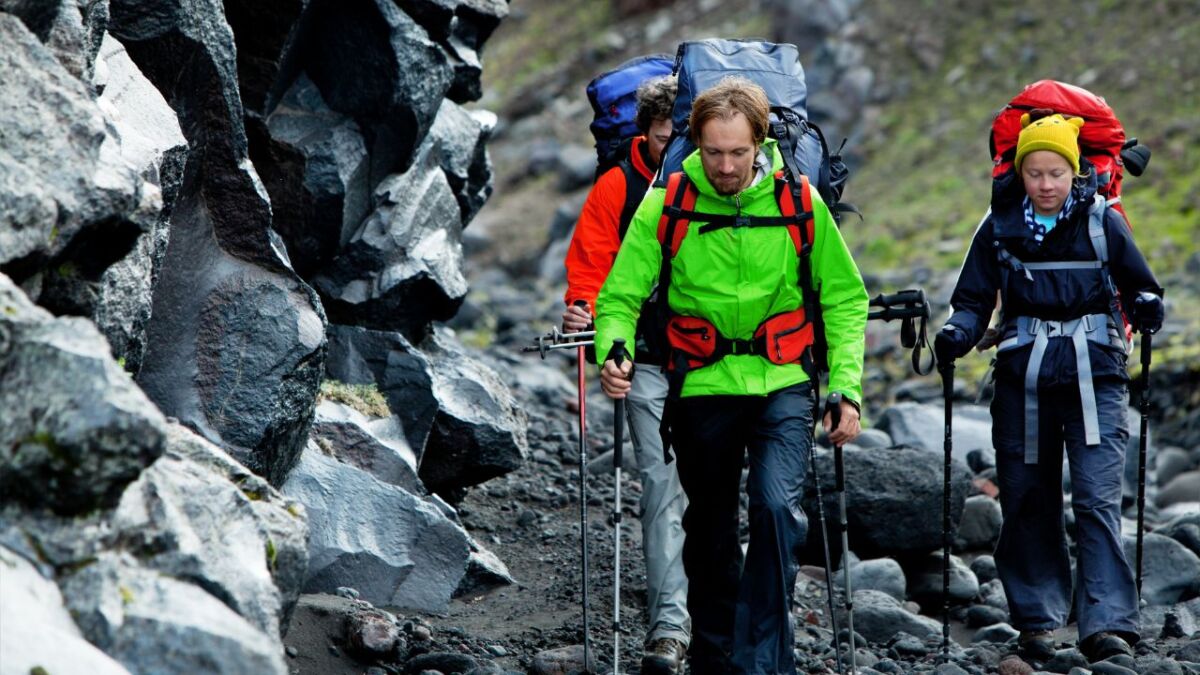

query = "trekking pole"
[[610, 338, 627, 674], [578, 334, 592, 671], [825, 393, 856, 674], [939, 359, 955, 662], [810, 404, 845, 675], [1136, 330, 1153, 600]]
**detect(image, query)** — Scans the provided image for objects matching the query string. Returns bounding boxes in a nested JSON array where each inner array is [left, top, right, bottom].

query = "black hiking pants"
[[669, 382, 813, 675]]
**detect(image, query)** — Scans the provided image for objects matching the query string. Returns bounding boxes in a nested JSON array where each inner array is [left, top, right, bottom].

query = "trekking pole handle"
[[612, 339, 627, 472], [825, 393, 846, 491]]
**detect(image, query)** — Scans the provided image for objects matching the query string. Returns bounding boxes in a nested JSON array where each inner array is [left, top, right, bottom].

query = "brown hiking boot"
[[1079, 631, 1134, 662], [641, 637, 686, 675], [1017, 630, 1056, 662]]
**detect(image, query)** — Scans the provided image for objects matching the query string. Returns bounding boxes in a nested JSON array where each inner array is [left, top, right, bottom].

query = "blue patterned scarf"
[[1023, 192, 1076, 243]]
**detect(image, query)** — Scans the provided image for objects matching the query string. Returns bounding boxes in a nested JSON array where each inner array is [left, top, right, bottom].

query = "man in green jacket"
[[595, 77, 868, 674]]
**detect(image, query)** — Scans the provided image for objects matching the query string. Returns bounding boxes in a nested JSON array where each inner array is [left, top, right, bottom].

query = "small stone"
[[412, 624, 433, 641], [327, 645, 340, 657], [285, 646, 298, 658], [965, 604, 1008, 628], [971, 622, 1018, 645], [1045, 648, 1089, 672], [486, 644, 508, 656], [997, 655, 1034, 675], [336, 586, 361, 600], [1091, 660, 1137, 675], [969, 555, 998, 584]]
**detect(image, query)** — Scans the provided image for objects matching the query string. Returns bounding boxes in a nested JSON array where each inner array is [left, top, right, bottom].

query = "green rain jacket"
[[594, 139, 868, 404]]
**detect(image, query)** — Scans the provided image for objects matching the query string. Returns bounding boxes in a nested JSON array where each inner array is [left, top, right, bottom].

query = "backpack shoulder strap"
[[773, 171, 815, 257], [617, 160, 649, 241], [1087, 194, 1108, 264], [657, 172, 695, 258]]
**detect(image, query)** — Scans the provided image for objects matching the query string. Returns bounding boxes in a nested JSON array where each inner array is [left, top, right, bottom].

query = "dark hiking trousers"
[[669, 382, 813, 675], [992, 378, 1140, 643]]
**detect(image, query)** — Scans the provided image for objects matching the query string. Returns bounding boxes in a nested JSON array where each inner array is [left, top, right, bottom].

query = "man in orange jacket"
[[561, 75, 689, 674]]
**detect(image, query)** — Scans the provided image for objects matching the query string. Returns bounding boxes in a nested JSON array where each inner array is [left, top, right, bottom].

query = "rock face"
[[0, 273, 166, 515], [62, 553, 289, 675], [282, 443, 471, 611], [803, 445, 973, 562]]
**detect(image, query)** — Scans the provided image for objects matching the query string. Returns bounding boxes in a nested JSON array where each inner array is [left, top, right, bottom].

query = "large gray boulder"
[[0, 273, 166, 515], [112, 422, 309, 638], [61, 553, 288, 675], [0, 545, 132, 675], [849, 589, 942, 644], [297, 0, 453, 182], [1123, 533, 1200, 606], [312, 138, 467, 336], [0, 13, 143, 276], [418, 326, 528, 495], [311, 399, 422, 493], [249, 73, 370, 278], [803, 445, 973, 561], [282, 443, 471, 611], [876, 402, 995, 466]]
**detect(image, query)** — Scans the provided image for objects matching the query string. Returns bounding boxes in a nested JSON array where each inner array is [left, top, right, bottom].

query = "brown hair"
[[688, 76, 770, 146], [635, 75, 677, 134]]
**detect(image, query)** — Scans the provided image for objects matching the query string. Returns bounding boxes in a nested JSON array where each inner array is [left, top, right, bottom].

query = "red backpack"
[[989, 80, 1150, 222]]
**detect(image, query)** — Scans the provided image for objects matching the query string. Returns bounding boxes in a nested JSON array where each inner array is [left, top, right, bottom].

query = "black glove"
[[934, 325, 969, 365], [1131, 292, 1164, 334]]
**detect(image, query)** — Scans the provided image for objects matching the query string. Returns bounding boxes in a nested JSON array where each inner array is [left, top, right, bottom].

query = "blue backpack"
[[586, 53, 674, 180], [656, 38, 854, 223]]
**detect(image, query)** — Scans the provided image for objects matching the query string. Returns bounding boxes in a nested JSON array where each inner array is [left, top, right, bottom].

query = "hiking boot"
[[641, 637, 686, 675], [1017, 630, 1056, 662], [1079, 631, 1134, 662]]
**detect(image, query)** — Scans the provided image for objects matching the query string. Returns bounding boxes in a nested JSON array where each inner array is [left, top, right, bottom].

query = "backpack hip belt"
[[666, 309, 816, 373], [997, 312, 1124, 464]]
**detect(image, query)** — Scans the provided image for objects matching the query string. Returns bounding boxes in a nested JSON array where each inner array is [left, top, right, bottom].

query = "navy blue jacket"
[[945, 165, 1163, 387]]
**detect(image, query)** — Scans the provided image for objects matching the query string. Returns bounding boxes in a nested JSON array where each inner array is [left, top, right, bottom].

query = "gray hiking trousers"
[[626, 366, 691, 646]]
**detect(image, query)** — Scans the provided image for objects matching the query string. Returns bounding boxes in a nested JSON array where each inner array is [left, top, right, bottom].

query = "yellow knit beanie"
[[1015, 113, 1085, 174]]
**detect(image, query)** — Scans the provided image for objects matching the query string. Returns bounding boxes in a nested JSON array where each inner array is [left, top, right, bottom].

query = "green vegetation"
[[317, 379, 390, 418], [266, 539, 278, 571], [118, 584, 135, 606]]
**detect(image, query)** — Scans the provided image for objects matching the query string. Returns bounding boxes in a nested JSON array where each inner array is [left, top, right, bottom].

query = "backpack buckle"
[[734, 215, 751, 228]]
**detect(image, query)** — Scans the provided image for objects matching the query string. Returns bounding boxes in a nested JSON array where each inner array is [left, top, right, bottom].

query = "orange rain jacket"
[[563, 135, 655, 312]]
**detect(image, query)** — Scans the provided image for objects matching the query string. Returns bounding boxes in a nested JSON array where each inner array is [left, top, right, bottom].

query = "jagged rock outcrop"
[[107, 0, 326, 486]]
